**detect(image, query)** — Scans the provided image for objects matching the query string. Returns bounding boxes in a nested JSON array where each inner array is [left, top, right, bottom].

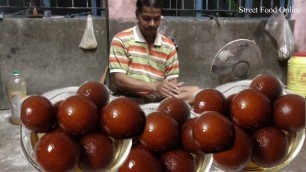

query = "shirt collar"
[[133, 25, 162, 46]]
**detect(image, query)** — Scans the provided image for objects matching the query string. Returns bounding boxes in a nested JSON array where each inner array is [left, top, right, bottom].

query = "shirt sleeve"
[[109, 36, 129, 74], [165, 47, 180, 79]]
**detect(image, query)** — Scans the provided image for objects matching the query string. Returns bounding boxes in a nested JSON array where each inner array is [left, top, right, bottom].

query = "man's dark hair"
[[136, 0, 163, 13]]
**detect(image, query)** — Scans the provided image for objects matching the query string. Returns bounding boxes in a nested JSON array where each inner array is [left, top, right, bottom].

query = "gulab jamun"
[[250, 74, 282, 101], [77, 81, 109, 109], [193, 111, 234, 153], [273, 94, 305, 132], [21, 95, 56, 133], [158, 97, 190, 125], [101, 97, 145, 139], [180, 117, 201, 154], [57, 95, 99, 136], [118, 145, 161, 172], [79, 133, 115, 171], [193, 88, 227, 115], [140, 111, 179, 152], [252, 126, 288, 168], [34, 130, 79, 172], [230, 88, 272, 129], [160, 149, 196, 172], [213, 126, 252, 171]]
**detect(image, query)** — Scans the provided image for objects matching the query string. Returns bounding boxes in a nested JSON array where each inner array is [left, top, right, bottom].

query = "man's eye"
[[154, 17, 160, 22], [142, 17, 151, 21]]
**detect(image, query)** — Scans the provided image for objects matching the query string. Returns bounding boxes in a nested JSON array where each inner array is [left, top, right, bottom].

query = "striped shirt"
[[109, 25, 179, 83]]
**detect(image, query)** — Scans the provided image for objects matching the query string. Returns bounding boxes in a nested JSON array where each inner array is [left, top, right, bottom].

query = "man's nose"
[[149, 19, 155, 27]]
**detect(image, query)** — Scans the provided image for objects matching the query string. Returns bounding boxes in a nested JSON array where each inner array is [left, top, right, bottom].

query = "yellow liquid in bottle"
[[9, 90, 27, 125]]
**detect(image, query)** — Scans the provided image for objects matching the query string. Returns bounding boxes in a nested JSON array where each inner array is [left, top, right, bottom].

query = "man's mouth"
[[147, 27, 157, 31]]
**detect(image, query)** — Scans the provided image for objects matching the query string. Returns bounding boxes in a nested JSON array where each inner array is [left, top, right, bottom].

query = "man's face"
[[137, 6, 162, 39]]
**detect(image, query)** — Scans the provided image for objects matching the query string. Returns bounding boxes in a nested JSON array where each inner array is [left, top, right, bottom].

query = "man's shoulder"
[[115, 27, 134, 39], [160, 34, 176, 48]]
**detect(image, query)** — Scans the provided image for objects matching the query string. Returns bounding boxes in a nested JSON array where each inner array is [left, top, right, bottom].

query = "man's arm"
[[112, 73, 157, 93], [112, 73, 182, 98]]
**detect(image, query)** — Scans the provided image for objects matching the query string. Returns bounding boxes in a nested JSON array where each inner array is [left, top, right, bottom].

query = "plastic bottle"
[[287, 52, 306, 97], [7, 70, 27, 125]]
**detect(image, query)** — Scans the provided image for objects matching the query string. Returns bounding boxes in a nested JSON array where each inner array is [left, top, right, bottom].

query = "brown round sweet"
[[158, 97, 190, 125], [213, 126, 252, 171], [79, 133, 115, 171], [118, 145, 161, 172], [193, 111, 234, 153], [101, 97, 145, 139], [34, 130, 79, 172], [250, 74, 282, 101], [252, 126, 288, 168], [226, 94, 236, 104], [140, 111, 179, 152], [230, 88, 272, 129], [160, 149, 196, 172], [77, 81, 110, 109], [193, 88, 227, 115], [57, 95, 99, 136], [273, 94, 305, 132], [21, 95, 56, 133], [180, 117, 201, 154]]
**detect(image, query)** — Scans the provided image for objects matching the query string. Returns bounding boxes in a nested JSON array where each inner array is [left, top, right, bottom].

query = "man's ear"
[[135, 9, 139, 17]]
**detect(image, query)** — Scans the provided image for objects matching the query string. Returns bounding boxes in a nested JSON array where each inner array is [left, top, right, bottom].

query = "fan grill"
[[211, 39, 263, 83]]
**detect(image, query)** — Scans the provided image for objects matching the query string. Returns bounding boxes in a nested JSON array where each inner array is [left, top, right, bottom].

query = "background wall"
[[292, 0, 306, 52], [0, 18, 109, 109], [108, 0, 136, 19]]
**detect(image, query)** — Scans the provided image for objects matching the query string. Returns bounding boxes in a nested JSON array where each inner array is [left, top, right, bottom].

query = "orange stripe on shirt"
[[168, 50, 177, 60], [130, 62, 164, 76], [165, 63, 179, 73], [109, 57, 129, 65], [161, 36, 175, 46], [111, 41, 125, 49], [128, 45, 147, 54], [150, 50, 168, 60], [116, 30, 133, 38]]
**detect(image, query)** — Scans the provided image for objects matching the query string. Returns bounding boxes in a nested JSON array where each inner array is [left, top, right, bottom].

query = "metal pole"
[[91, 0, 97, 16], [288, 0, 293, 19], [101, 0, 105, 16], [280, 0, 285, 8], [196, 0, 202, 17], [245, 0, 252, 18], [176, 0, 178, 16], [217, 0, 219, 10]]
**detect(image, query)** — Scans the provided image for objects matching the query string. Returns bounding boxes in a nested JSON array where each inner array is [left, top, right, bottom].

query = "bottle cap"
[[13, 70, 20, 75]]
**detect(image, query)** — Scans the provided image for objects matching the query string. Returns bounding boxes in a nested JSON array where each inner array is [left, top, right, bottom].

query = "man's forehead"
[[140, 6, 162, 14]]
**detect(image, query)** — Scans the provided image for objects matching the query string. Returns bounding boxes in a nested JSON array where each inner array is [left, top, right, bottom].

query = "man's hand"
[[154, 78, 184, 98]]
